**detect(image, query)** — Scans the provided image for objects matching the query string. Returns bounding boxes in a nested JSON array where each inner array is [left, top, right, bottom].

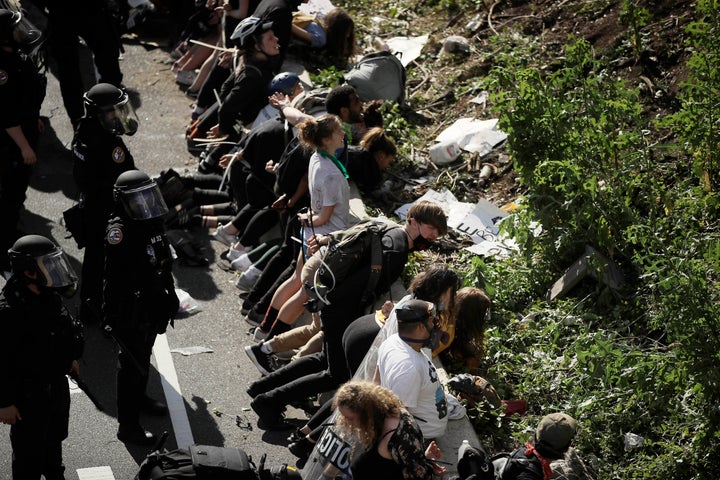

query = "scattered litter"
[[440, 35, 471, 55], [428, 140, 462, 165], [298, 0, 335, 15], [435, 117, 508, 157], [176, 288, 201, 314], [77, 466, 116, 480], [624, 432, 644, 451], [469, 91, 489, 107], [170, 346, 214, 356], [386, 35, 429, 67]]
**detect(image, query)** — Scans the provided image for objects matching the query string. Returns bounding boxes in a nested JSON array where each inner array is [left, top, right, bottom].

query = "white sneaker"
[[226, 246, 245, 262], [230, 253, 253, 272], [212, 225, 236, 247], [234, 265, 261, 292], [252, 327, 268, 342], [175, 70, 197, 87]]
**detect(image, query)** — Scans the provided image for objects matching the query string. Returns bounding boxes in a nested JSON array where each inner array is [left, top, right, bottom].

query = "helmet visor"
[[98, 97, 139, 136], [35, 250, 78, 288], [120, 183, 169, 220]]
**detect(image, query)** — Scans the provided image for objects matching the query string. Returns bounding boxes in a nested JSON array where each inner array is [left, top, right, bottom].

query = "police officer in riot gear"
[[0, 235, 84, 479], [0, 8, 46, 274], [72, 82, 137, 325], [103, 169, 179, 445]]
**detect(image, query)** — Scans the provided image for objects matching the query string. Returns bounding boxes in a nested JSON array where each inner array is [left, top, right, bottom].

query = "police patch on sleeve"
[[107, 227, 123, 245], [0, 70, 8, 86], [112, 146, 126, 164]]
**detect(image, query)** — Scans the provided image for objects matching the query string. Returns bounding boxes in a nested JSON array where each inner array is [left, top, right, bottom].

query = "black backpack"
[[135, 444, 258, 480], [302, 220, 399, 308]]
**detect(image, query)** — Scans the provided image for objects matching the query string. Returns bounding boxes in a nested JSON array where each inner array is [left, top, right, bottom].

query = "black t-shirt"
[[242, 116, 288, 186]]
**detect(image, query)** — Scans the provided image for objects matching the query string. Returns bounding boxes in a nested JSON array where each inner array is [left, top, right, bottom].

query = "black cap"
[[395, 299, 435, 323]]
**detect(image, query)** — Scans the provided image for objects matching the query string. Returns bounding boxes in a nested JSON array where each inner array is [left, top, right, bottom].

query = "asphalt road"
[[0, 37, 305, 479]]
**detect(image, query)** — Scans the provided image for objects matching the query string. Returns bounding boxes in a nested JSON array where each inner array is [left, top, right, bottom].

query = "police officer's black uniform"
[[0, 9, 46, 271], [72, 83, 137, 324], [0, 235, 84, 480], [103, 170, 179, 445], [44, 0, 124, 126]]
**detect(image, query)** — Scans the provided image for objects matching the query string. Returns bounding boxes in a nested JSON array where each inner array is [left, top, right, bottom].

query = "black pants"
[[11, 376, 70, 480], [242, 212, 305, 312], [116, 323, 156, 428], [0, 152, 32, 269], [196, 59, 231, 109], [78, 211, 109, 322], [48, 11, 123, 124], [230, 174, 278, 241], [253, 268, 372, 410]]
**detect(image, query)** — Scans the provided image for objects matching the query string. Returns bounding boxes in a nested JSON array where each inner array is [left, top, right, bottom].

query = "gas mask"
[[411, 222, 434, 251]]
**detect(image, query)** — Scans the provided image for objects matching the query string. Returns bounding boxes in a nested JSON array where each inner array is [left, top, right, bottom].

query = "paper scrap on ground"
[[298, 0, 335, 15], [176, 288, 200, 314], [170, 346, 214, 356], [436, 118, 508, 157], [77, 467, 116, 480], [386, 35, 429, 67], [395, 189, 518, 258]]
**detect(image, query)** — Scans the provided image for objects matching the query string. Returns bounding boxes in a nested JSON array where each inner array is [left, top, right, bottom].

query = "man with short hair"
[[377, 299, 448, 440]]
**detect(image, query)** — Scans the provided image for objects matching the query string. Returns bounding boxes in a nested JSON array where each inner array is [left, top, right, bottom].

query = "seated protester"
[[290, 7, 356, 68], [252, 0, 309, 69], [198, 16, 280, 174], [377, 300, 449, 440], [251, 71, 304, 129], [210, 114, 295, 252], [246, 201, 448, 430], [346, 127, 396, 193], [331, 381, 445, 480], [286, 266, 461, 466], [496, 413, 582, 480], [439, 286, 491, 371]]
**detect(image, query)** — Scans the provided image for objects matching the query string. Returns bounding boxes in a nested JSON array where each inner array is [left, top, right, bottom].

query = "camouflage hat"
[[534, 413, 578, 459]]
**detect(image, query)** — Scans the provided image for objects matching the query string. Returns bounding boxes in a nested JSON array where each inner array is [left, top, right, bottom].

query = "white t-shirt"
[[377, 333, 448, 439], [306, 151, 350, 238]]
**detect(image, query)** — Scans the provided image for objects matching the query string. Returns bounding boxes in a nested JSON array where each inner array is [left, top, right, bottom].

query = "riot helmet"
[[83, 83, 139, 136], [229, 16, 274, 50], [113, 170, 169, 221], [8, 235, 78, 290], [269, 72, 301, 96], [0, 8, 42, 52]]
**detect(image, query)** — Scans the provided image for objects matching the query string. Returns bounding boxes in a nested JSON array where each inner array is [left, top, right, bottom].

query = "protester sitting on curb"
[[246, 201, 448, 430], [331, 381, 445, 480]]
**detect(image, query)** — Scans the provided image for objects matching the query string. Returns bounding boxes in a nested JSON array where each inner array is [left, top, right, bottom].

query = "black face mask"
[[412, 223, 433, 251]]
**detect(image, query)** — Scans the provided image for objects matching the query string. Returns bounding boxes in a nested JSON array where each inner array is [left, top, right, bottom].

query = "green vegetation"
[[335, 0, 718, 477]]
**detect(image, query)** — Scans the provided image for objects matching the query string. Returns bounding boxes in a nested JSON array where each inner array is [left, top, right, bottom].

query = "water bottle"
[[429, 141, 462, 165]]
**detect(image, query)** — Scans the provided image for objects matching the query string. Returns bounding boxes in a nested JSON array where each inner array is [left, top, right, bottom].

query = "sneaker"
[[252, 327, 268, 343], [230, 253, 253, 272], [234, 265, 261, 292], [244, 307, 264, 327], [245, 343, 274, 376], [212, 225, 236, 247], [250, 395, 293, 430], [175, 69, 197, 87], [227, 245, 248, 262]]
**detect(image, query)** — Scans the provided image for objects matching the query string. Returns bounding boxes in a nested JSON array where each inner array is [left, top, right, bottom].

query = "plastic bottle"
[[429, 141, 462, 165]]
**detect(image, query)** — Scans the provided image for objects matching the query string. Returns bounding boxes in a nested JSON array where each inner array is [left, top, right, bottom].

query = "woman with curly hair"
[[333, 381, 445, 480]]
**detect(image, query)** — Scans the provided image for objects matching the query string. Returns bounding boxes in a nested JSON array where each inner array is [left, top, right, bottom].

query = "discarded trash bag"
[[343, 51, 406, 104]]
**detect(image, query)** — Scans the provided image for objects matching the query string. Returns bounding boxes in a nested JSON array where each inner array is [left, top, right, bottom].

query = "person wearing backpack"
[[246, 200, 447, 430]]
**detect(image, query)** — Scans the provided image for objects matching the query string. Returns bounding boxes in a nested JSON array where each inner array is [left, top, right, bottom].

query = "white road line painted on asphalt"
[[153, 333, 194, 449], [77, 466, 116, 479]]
